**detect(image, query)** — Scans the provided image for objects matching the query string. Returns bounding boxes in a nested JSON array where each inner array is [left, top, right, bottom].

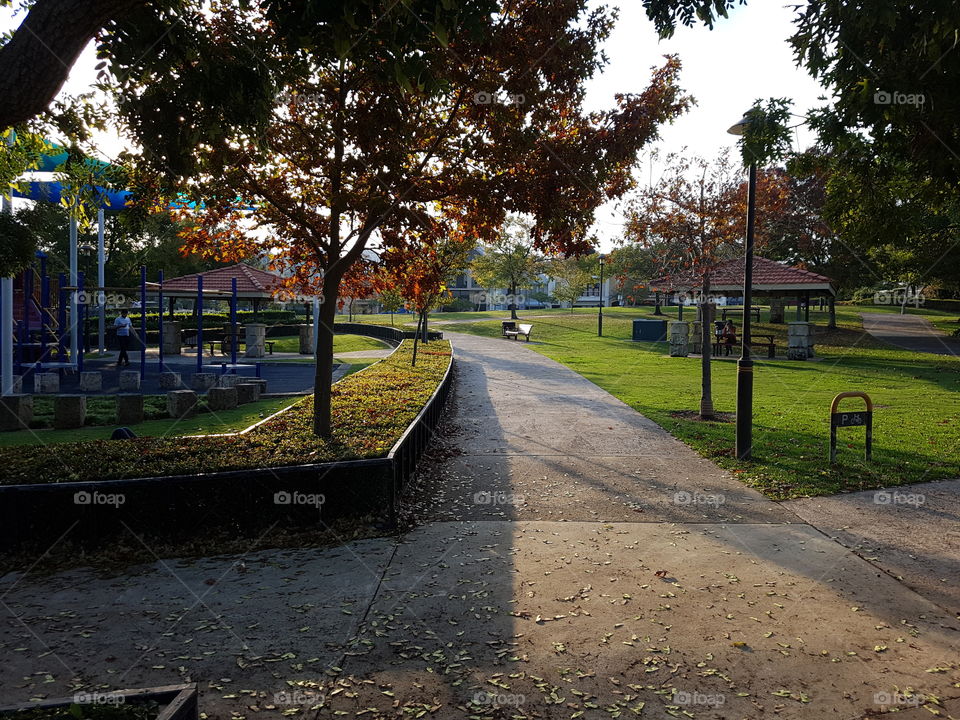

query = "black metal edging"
[[385, 343, 455, 519], [0, 340, 454, 548], [333, 322, 443, 343]]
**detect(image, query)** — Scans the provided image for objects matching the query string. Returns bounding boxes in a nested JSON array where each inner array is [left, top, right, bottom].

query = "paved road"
[[1, 332, 958, 719], [862, 312, 960, 356]]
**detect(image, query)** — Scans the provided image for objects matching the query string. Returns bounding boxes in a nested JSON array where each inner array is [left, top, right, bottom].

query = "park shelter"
[[161, 264, 283, 317], [650, 256, 838, 327]]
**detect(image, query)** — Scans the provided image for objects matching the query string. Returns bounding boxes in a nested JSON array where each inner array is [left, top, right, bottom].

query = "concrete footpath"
[[0, 332, 957, 719], [862, 311, 960, 356]]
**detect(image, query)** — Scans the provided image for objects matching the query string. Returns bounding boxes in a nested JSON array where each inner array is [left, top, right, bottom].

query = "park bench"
[[502, 322, 533, 341]]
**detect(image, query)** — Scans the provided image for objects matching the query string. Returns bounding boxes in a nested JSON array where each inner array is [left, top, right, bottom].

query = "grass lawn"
[[441, 306, 960, 499], [0, 396, 297, 447], [267, 333, 391, 354]]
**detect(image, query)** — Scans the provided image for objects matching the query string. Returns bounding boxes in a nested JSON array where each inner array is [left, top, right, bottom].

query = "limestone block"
[[35, 372, 59, 394], [79, 371, 102, 392], [0, 394, 33, 431], [53, 394, 86, 429], [116, 393, 144, 425], [119, 370, 141, 391], [207, 386, 238, 411], [167, 390, 198, 418], [190, 372, 217, 391], [236, 383, 260, 404]]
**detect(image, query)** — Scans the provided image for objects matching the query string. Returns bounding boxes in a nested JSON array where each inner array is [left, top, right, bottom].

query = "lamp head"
[[727, 111, 755, 136]]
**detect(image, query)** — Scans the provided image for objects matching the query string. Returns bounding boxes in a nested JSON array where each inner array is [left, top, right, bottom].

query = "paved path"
[[1, 333, 958, 719], [862, 312, 960, 356]]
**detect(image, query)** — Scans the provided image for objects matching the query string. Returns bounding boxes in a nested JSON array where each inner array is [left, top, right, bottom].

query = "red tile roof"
[[652, 256, 834, 293], [163, 264, 281, 297]]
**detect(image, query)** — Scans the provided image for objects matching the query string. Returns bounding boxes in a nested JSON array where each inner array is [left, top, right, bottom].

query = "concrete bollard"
[[207, 386, 238, 411], [787, 322, 812, 360], [53, 394, 86, 429], [35, 372, 60, 394], [167, 390, 198, 418], [235, 383, 260, 404], [119, 370, 141, 391], [161, 320, 182, 355], [190, 373, 217, 391], [298, 324, 313, 354], [244, 323, 266, 358], [668, 321, 690, 357], [116, 393, 144, 425], [769, 299, 786, 324], [79, 371, 103, 392], [159, 372, 182, 390], [0, 395, 33, 431]]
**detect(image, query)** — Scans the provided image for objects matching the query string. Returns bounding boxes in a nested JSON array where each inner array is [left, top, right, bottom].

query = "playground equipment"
[[12, 257, 260, 383]]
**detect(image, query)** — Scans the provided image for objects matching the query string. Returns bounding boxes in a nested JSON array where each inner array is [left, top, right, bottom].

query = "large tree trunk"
[[312, 283, 340, 438], [510, 282, 518, 320], [699, 274, 715, 420], [0, 0, 148, 130]]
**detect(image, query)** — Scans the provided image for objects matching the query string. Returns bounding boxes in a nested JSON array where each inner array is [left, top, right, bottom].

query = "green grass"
[[266, 333, 391, 354], [0, 340, 451, 484], [0, 396, 297, 447], [442, 307, 960, 499]]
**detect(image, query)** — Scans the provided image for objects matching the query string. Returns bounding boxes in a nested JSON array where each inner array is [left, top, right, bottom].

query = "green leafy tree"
[[549, 256, 595, 311], [471, 218, 547, 320]]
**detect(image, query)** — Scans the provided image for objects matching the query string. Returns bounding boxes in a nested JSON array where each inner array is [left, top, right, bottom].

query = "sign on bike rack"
[[829, 391, 873, 463]]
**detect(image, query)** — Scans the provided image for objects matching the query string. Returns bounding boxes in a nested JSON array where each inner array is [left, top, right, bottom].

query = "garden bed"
[[0, 340, 450, 485], [0, 341, 453, 549], [0, 684, 197, 720]]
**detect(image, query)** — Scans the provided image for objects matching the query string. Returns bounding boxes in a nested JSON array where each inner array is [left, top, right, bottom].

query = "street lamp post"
[[598, 253, 605, 337], [728, 113, 757, 461]]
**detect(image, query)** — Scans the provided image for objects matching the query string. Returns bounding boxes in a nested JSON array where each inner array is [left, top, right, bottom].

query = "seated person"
[[721, 320, 738, 355]]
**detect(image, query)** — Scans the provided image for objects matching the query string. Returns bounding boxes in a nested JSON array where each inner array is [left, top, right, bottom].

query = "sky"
[[1, 1, 830, 251]]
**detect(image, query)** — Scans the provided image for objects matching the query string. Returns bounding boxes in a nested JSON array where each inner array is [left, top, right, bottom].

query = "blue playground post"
[[196, 275, 203, 375], [140, 266, 147, 379], [57, 273, 67, 361], [230, 277, 238, 367], [158, 269, 164, 372], [38, 253, 49, 362], [77, 271, 85, 373]]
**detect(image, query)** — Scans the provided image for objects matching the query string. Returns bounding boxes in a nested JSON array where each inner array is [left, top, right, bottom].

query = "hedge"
[[0, 340, 451, 485]]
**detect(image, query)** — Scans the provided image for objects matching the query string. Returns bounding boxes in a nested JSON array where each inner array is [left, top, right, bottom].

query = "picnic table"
[[721, 306, 762, 322]]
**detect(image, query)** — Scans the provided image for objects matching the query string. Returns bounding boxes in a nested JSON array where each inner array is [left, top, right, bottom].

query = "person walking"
[[114, 309, 133, 367]]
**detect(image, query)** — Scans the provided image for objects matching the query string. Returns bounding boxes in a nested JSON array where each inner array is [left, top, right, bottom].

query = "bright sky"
[[1, 1, 829, 250]]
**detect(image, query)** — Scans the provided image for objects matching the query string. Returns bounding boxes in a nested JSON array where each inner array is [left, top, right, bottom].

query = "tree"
[[172, 1, 690, 437], [0, 0, 150, 130], [379, 211, 473, 365], [625, 151, 746, 420], [607, 243, 659, 306], [646, 2, 960, 295], [549, 255, 595, 311], [470, 218, 546, 320], [377, 288, 405, 326]]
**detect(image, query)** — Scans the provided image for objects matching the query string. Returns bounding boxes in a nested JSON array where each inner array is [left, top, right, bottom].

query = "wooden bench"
[[504, 323, 533, 341]]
